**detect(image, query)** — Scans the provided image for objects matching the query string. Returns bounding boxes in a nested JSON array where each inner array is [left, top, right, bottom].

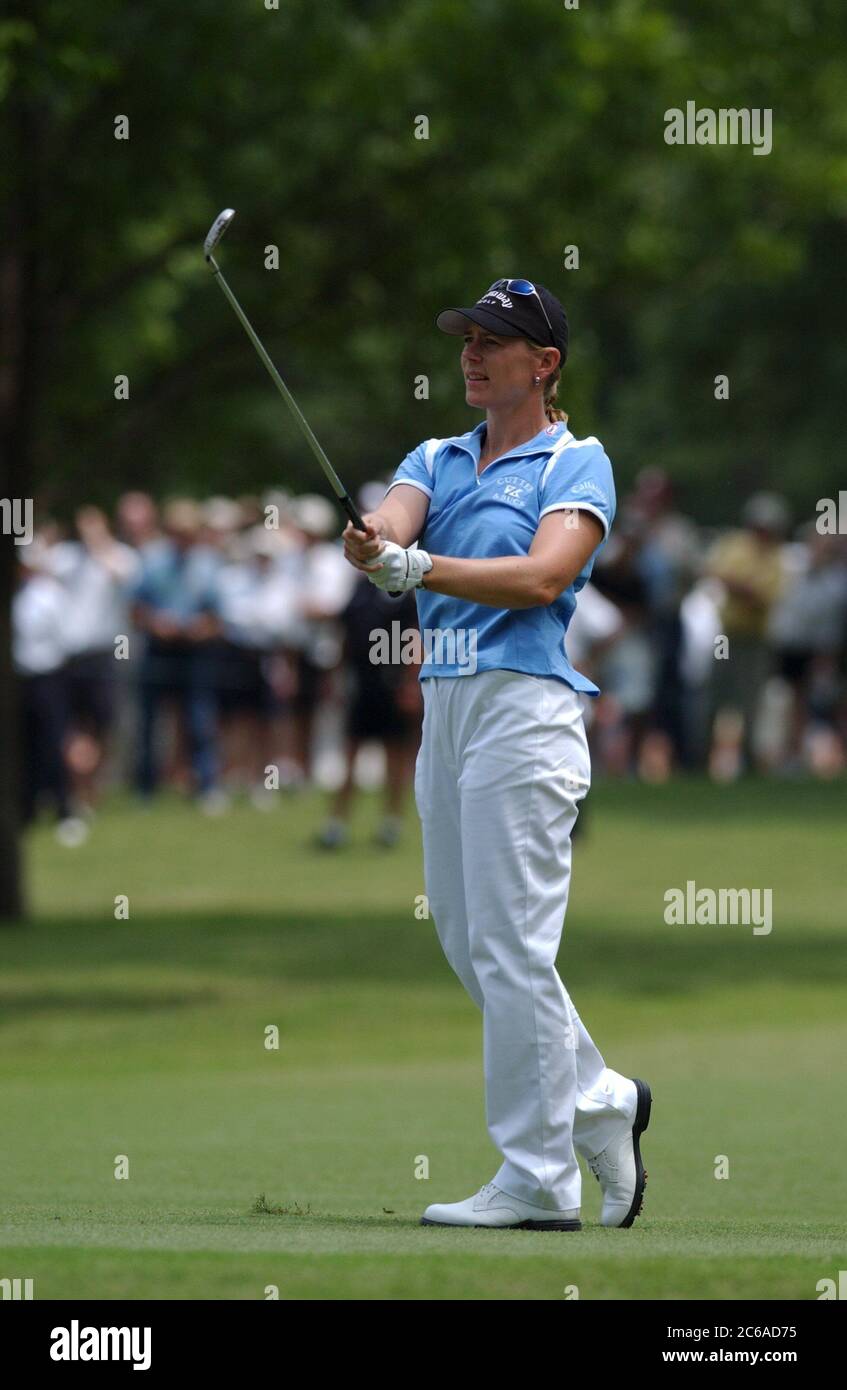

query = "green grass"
[[1, 777, 845, 1300]]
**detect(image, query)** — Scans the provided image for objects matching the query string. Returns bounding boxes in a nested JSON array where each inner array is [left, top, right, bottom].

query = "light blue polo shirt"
[[384, 419, 616, 694]]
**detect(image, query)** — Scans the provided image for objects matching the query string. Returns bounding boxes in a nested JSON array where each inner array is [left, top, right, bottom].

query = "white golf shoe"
[[421, 1182, 581, 1231], [587, 1077, 652, 1227]]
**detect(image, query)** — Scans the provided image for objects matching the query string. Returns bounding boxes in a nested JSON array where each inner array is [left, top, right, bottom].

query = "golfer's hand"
[[343, 513, 387, 572], [366, 541, 433, 592]]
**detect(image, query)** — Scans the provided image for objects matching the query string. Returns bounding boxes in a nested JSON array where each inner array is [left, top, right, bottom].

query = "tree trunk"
[[0, 75, 44, 923]]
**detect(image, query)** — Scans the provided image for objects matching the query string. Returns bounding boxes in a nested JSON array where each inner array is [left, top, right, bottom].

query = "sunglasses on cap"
[[486, 278, 555, 343]]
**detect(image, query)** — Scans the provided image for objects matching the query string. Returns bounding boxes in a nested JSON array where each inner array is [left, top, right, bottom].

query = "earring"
[[533, 375, 541, 385]]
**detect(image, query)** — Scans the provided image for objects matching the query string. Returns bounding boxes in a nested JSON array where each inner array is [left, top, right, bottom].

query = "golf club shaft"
[[207, 255, 365, 532]]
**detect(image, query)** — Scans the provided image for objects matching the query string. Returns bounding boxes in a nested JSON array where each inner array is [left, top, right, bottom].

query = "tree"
[[2, 0, 845, 917]]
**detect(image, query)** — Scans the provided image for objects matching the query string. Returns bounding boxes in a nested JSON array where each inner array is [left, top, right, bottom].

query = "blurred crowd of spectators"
[[14, 469, 847, 846], [578, 473, 847, 784]]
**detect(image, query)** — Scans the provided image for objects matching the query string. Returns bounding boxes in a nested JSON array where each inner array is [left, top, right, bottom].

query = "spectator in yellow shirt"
[[705, 493, 789, 775]]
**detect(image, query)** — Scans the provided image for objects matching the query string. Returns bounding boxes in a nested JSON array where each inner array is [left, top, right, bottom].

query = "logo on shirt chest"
[[490, 474, 534, 508]]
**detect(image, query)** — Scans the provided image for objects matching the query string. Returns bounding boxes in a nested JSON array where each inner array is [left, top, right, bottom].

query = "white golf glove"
[[367, 541, 433, 592]]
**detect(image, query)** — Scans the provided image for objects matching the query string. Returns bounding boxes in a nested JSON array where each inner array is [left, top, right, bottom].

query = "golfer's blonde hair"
[[527, 338, 568, 424]]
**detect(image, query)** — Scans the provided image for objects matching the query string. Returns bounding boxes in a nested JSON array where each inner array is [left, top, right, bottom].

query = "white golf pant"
[[414, 668, 635, 1211]]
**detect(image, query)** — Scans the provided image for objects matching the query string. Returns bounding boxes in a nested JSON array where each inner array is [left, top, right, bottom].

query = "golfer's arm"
[[421, 512, 606, 610], [371, 484, 430, 548], [421, 554, 545, 608]]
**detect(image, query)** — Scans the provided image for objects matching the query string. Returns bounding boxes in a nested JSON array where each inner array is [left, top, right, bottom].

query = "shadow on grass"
[[0, 987, 220, 1018], [1, 910, 845, 1007], [586, 775, 847, 826]]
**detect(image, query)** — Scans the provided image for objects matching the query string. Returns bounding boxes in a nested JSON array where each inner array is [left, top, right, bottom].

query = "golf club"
[[203, 208, 367, 534]]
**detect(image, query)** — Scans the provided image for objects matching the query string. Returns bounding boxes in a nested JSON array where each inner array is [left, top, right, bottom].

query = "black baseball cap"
[[436, 279, 568, 365]]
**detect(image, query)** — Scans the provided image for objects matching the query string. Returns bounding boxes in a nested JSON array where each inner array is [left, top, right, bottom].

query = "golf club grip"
[[340, 494, 366, 531], [338, 494, 402, 598]]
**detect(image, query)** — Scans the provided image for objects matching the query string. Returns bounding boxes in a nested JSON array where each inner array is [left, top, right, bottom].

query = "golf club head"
[[204, 208, 236, 261]]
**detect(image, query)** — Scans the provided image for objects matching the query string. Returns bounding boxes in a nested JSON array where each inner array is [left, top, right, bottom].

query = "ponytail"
[[543, 373, 568, 424], [528, 338, 568, 424]]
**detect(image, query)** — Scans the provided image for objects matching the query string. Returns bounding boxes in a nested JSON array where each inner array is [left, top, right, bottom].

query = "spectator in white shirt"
[[13, 540, 79, 841], [47, 506, 140, 814]]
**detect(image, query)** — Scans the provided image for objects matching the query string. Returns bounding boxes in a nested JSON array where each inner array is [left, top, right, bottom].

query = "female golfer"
[[342, 279, 651, 1230]]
